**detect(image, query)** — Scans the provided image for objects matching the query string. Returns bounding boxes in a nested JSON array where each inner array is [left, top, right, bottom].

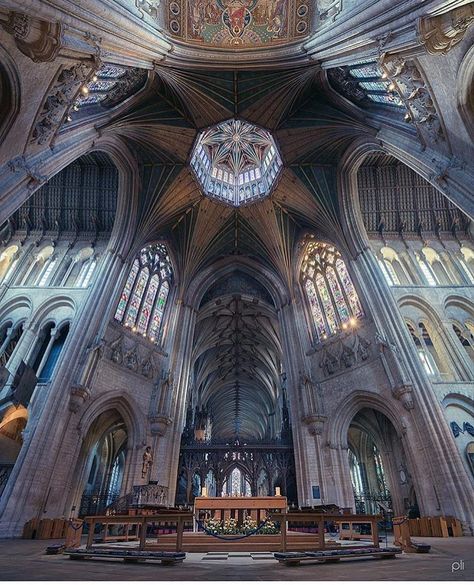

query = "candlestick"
[[275, 487, 281, 496], [201, 486, 207, 497]]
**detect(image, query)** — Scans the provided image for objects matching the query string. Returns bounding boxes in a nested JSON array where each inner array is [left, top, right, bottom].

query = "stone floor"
[[0, 536, 472, 581]]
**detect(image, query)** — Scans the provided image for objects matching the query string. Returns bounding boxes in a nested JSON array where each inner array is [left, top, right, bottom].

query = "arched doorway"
[[75, 409, 128, 516], [0, 406, 27, 498], [347, 408, 417, 519]]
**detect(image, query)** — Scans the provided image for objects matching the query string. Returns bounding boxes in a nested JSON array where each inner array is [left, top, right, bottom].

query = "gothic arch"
[[328, 390, 407, 449], [442, 393, 474, 417], [76, 391, 145, 450], [0, 44, 21, 149], [457, 43, 474, 139], [186, 256, 289, 310], [337, 139, 473, 256], [70, 404, 132, 515], [445, 295, 474, 316], [0, 136, 139, 254], [397, 294, 444, 326]]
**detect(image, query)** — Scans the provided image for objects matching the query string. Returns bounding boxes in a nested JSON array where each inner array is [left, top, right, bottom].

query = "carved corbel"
[[302, 413, 327, 436], [1, 11, 63, 62], [418, 4, 474, 55], [392, 384, 415, 411], [69, 384, 91, 413], [149, 414, 172, 436]]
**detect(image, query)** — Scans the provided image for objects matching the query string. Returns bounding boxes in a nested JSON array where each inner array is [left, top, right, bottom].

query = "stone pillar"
[[153, 300, 197, 503], [278, 299, 323, 506]]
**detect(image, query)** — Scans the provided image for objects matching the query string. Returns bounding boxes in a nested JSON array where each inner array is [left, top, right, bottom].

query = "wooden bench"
[[274, 546, 402, 566], [65, 548, 186, 565]]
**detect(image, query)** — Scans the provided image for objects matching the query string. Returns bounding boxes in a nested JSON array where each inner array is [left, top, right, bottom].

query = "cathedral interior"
[[0, 0, 473, 573]]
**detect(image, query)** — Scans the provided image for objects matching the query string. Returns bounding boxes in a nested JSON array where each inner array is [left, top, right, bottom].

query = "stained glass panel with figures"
[[301, 240, 364, 341], [115, 244, 173, 343]]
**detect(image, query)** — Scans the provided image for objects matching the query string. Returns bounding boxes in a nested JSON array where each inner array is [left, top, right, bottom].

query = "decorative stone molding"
[[102, 68, 148, 108], [317, 0, 342, 23], [136, 0, 161, 22], [317, 332, 371, 377], [1, 11, 62, 62], [149, 414, 172, 436], [108, 334, 157, 379], [69, 384, 91, 413], [418, 4, 474, 55], [7, 156, 47, 192], [30, 62, 97, 146], [302, 413, 327, 436], [327, 67, 367, 102], [379, 55, 447, 148], [392, 384, 415, 411]]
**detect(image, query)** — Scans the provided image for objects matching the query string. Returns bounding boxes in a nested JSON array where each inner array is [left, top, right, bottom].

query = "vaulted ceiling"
[[96, 65, 381, 297]]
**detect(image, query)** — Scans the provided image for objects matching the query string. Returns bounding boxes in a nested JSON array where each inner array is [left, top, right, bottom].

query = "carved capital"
[[419, 5, 474, 55], [2, 12, 63, 62], [302, 413, 327, 436], [149, 414, 172, 436], [69, 384, 91, 413]]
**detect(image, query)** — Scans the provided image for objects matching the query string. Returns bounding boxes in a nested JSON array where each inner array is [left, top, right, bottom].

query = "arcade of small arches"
[[0, 0, 473, 542]]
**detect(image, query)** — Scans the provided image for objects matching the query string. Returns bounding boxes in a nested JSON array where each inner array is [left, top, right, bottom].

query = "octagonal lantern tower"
[[190, 118, 283, 207]]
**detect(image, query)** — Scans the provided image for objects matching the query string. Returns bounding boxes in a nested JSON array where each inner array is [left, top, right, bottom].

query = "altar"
[[194, 495, 287, 529]]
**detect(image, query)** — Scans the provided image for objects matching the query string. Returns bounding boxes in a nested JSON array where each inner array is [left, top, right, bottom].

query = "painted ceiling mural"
[[167, 0, 311, 47]]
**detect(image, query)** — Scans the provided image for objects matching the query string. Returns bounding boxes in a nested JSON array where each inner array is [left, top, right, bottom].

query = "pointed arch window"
[[378, 258, 400, 285], [114, 243, 172, 343], [417, 255, 437, 286], [301, 241, 363, 341]]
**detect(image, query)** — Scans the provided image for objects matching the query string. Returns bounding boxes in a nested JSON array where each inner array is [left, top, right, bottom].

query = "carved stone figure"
[[340, 343, 356, 368], [142, 446, 153, 480], [124, 348, 138, 372], [110, 337, 123, 364]]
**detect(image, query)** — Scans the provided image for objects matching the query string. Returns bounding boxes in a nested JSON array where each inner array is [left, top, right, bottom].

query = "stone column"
[[153, 300, 197, 503]]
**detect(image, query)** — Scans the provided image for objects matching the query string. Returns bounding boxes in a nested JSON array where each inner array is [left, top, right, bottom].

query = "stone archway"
[[72, 408, 129, 517], [347, 408, 417, 519]]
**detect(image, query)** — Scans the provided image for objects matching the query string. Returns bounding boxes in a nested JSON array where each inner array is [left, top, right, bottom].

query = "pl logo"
[[451, 560, 465, 573]]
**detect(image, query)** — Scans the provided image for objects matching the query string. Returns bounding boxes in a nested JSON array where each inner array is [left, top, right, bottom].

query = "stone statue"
[[142, 445, 153, 480]]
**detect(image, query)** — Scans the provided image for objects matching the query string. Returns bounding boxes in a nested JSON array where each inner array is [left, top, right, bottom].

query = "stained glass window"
[[115, 244, 172, 343], [125, 268, 149, 327], [335, 259, 363, 317], [115, 259, 139, 321], [301, 240, 363, 341], [344, 61, 404, 108], [305, 280, 326, 337]]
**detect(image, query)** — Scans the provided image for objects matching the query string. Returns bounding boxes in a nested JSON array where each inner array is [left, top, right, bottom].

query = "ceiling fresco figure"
[[185, 0, 294, 45]]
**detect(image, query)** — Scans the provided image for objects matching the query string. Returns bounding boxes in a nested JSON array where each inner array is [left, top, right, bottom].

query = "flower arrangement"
[[204, 517, 222, 535], [242, 515, 258, 534], [203, 514, 280, 535], [222, 517, 239, 534], [258, 516, 280, 534]]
